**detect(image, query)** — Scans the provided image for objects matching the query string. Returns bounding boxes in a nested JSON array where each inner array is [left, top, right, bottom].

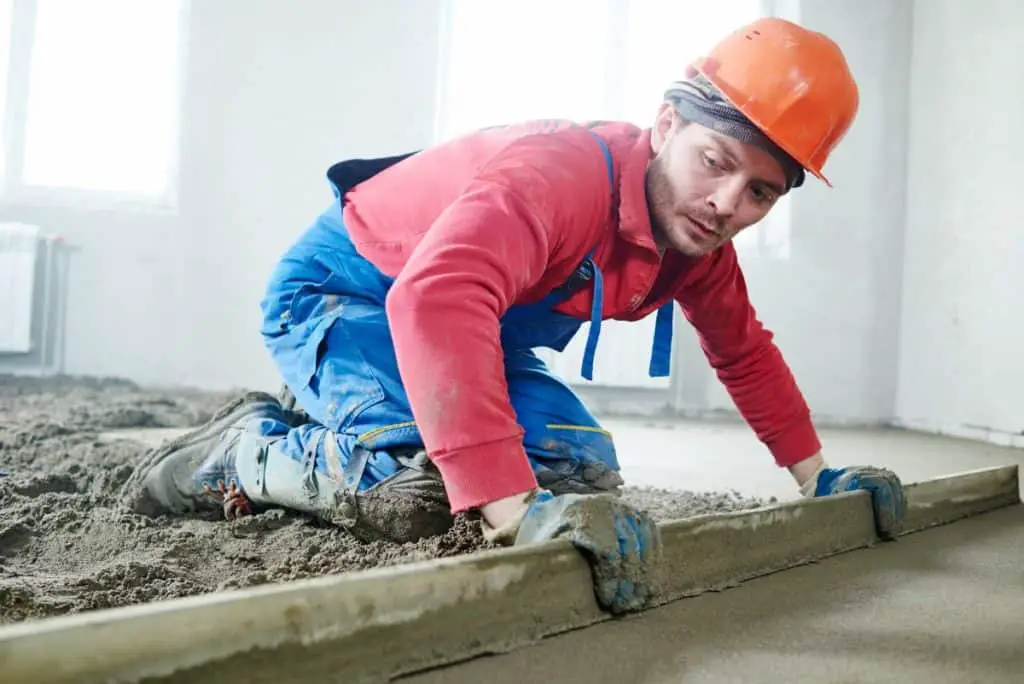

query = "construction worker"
[[127, 18, 906, 615]]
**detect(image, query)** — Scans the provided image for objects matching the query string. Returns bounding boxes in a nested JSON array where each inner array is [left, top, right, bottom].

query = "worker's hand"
[[801, 464, 907, 539], [483, 489, 661, 614]]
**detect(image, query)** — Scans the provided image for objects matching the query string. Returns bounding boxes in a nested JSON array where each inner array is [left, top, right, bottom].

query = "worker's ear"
[[651, 103, 679, 154]]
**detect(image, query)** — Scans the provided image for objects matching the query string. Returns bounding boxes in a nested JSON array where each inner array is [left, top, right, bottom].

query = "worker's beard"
[[645, 155, 674, 250], [645, 154, 708, 257]]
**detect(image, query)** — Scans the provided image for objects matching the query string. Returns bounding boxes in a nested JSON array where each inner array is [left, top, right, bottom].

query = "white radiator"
[[0, 223, 42, 353]]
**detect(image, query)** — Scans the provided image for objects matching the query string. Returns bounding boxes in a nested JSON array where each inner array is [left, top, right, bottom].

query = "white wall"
[[693, 0, 913, 425], [896, 0, 1024, 442], [0, 0, 442, 390]]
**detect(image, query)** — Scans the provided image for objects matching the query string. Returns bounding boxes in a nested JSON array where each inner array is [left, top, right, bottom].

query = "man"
[[127, 17, 906, 615]]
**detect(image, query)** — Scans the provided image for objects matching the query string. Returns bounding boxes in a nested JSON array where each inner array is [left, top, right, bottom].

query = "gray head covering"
[[664, 75, 805, 191]]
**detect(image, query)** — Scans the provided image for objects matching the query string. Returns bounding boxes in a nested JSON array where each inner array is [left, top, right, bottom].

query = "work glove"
[[801, 463, 907, 539], [483, 489, 661, 615]]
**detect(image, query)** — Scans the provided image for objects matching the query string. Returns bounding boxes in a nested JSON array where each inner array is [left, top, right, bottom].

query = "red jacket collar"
[[616, 128, 659, 252]]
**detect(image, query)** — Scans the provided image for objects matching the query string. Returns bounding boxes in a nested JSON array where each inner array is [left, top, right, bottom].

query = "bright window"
[[0, 0, 12, 178], [620, 0, 763, 126], [438, 0, 611, 141], [437, 0, 790, 258], [4, 0, 185, 204]]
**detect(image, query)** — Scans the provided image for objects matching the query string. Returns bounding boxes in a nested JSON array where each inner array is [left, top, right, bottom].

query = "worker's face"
[[646, 104, 787, 257]]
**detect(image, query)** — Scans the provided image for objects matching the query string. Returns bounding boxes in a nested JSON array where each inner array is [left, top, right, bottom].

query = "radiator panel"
[[0, 223, 41, 354]]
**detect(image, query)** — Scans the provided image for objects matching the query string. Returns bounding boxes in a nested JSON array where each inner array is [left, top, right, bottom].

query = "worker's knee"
[[345, 456, 453, 543], [530, 424, 623, 494], [535, 423, 618, 468]]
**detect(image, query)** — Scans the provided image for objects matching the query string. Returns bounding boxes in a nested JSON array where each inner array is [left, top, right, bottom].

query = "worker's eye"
[[701, 152, 721, 169], [750, 185, 776, 204]]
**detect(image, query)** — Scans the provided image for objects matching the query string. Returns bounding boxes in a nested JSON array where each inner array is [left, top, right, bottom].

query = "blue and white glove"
[[483, 489, 661, 614], [801, 464, 907, 539]]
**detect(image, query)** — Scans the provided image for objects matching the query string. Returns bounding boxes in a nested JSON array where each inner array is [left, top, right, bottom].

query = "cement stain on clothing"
[[0, 374, 770, 626]]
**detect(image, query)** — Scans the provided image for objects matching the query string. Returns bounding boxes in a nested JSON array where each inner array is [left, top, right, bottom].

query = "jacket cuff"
[[765, 417, 822, 468], [430, 435, 539, 513]]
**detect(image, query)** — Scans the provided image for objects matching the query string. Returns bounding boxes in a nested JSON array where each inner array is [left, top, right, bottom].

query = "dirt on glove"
[[0, 374, 772, 626]]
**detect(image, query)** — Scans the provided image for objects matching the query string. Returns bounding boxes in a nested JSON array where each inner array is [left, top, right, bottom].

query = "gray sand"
[[0, 374, 770, 625]]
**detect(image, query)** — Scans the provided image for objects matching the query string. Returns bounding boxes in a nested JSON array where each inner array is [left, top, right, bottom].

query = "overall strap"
[[649, 301, 674, 377], [578, 130, 674, 381], [578, 130, 613, 381]]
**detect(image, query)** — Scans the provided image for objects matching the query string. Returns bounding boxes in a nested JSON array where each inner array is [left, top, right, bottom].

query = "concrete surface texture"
[[1, 465, 1011, 684], [403, 505, 1024, 684], [18, 370, 1020, 628], [2, 376, 1020, 682], [0, 376, 770, 625]]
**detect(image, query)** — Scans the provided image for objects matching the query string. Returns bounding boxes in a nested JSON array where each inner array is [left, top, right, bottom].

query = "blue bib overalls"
[[255, 132, 674, 498]]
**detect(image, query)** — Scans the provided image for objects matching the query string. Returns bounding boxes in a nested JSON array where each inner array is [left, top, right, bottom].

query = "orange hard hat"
[[690, 17, 859, 186]]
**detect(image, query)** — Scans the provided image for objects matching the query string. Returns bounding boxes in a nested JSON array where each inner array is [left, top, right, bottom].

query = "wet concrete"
[[402, 504, 1024, 684], [0, 375, 770, 625], [3, 372, 1019, 681]]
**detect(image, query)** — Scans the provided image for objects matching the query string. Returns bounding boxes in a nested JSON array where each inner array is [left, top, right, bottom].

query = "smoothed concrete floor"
[[403, 504, 1024, 684], [607, 418, 1024, 501]]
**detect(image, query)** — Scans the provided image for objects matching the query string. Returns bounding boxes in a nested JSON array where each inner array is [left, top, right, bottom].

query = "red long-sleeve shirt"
[[342, 120, 820, 512]]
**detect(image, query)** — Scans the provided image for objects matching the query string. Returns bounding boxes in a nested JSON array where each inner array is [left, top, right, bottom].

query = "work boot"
[[124, 390, 453, 542], [124, 391, 297, 518]]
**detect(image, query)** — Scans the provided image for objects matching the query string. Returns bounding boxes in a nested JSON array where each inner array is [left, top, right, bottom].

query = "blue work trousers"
[[254, 201, 620, 497]]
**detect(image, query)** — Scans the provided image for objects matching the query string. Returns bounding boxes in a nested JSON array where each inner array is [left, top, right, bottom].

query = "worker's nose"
[[706, 178, 744, 219]]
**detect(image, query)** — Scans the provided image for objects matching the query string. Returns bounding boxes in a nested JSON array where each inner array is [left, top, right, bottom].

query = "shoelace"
[[202, 479, 254, 520]]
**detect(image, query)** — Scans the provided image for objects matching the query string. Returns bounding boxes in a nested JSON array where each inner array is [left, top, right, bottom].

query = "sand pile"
[[0, 374, 769, 625]]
